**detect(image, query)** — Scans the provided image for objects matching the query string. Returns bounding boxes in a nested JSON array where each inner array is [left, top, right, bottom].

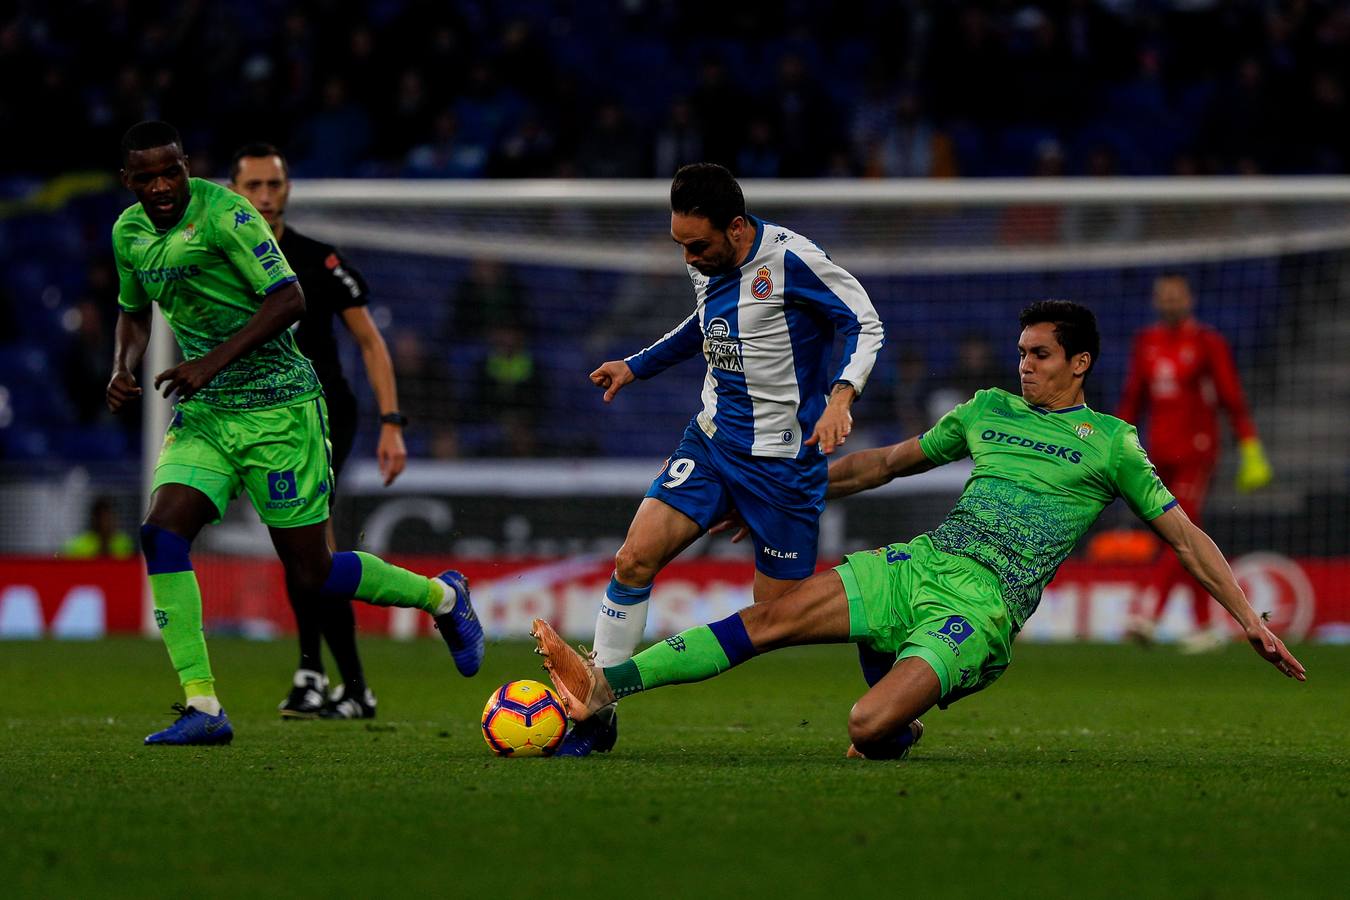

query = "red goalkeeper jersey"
[[1117, 318, 1257, 465]]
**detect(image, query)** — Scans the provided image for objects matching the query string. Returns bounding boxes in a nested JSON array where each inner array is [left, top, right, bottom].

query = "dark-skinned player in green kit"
[[532, 301, 1306, 760], [108, 121, 484, 746]]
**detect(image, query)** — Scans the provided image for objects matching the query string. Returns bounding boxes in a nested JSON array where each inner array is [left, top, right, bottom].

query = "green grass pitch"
[[2, 638, 1346, 898]]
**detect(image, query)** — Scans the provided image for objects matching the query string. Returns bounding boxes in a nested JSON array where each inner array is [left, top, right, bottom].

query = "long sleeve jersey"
[[1117, 318, 1257, 465], [626, 216, 884, 459]]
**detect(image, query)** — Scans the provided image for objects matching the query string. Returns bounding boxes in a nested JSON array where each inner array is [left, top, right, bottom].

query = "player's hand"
[[153, 358, 219, 401], [806, 404, 853, 455], [708, 510, 750, 544], [590, 360, 635, 403], [1236, 438, 1273, 493], [1246, 621, 1306, 681], [106, 370, 142, 413], [377, 424, 408, 487]]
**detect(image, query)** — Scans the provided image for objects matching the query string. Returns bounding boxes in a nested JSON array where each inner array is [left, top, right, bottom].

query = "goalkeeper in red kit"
[[1119, 274, 1272, 651]]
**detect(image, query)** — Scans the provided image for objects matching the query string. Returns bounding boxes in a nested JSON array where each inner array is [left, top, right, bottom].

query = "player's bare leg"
[[555, 497, 706, 754], [592, 497, 704, 666], [144, 483, 219, 542], [844, 657, 939, 760], [536, 570, 851, 721], [614, 497, 706, 586], [751, 570, 798, 604]]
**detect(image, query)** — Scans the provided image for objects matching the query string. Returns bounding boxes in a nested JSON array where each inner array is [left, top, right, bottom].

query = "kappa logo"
[[1075, 422, 1094, 439], [751, 265, 774, 300], [233, 209, 254, 230]]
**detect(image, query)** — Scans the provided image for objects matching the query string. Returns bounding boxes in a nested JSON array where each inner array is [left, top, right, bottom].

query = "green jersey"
[[918, 388, 1176, 627], [111, 177, 320, 411]]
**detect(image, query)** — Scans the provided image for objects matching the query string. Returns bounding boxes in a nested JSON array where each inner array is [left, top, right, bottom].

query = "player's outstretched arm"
[[1148, 506, 1306, 681], [589, 359, 635, 403], [154, 282, 307, 401], [107, 307, 151, 412], [826, 437, 937, 500]]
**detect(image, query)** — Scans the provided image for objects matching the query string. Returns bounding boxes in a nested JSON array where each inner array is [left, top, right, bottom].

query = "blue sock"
[[707, 613, 758, 667], [140, 523, 192, 574], [322, 551, 362, 597]]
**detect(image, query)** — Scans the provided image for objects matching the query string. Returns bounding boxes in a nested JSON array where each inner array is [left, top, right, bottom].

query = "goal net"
[[165, 178, 1350, 642]]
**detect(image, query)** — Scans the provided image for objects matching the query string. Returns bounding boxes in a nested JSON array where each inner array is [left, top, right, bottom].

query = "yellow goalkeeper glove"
[[1236, 438, 1273, 493]]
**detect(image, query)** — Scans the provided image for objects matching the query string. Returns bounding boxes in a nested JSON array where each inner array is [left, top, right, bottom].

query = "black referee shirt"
[[279, 226, 369, 407]]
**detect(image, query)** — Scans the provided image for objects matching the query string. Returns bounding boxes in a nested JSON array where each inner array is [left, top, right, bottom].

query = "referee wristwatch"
[[379, 411, 409, 427]]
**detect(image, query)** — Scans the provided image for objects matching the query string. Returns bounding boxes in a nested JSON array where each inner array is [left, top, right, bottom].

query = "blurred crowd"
[[3, 0, 1350, 181]]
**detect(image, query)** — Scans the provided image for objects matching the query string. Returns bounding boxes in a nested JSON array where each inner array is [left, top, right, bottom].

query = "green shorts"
[[836, 534, 1015, 707], [152, 395, 333, 528]]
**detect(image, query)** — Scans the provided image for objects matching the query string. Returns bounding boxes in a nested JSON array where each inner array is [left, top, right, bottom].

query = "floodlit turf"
[[1, 638, 1345, 899]]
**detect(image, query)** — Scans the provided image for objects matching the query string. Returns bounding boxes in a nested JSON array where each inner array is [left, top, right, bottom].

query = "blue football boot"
[[554, 705, 618, 757], [433, 570, 484, 676], [144, 703, 234, 746]]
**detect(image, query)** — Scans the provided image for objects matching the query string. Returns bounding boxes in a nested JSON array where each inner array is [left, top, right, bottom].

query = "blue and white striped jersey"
[[626, 216, 884, 459]]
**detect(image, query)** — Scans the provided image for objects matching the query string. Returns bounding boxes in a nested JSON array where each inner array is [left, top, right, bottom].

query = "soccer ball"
[[481, 680, 567, 757]]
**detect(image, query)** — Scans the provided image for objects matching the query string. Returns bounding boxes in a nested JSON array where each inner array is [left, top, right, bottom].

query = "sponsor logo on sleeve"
[[252, 239, 284, 272], [233, 209, 255, 230]]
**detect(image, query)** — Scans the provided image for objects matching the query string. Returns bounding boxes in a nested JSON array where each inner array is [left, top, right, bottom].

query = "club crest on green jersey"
[[181, 223, 197, 242], [1075, 422, 1094, 439]]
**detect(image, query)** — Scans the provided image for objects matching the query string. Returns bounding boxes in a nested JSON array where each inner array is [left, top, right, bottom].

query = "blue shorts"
[[645, 422, 827, 580]]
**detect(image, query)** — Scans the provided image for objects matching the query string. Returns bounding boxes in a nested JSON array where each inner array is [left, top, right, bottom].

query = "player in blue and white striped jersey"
[[563, 164, 884, 755]]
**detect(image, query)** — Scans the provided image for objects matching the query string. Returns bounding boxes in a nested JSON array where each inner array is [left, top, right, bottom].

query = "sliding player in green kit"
[[533, 301, 1306, 760], [108, 121, 484, 746]]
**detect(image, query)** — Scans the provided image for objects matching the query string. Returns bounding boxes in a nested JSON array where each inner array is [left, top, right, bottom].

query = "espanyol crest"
[[751, 265, 774, 300]]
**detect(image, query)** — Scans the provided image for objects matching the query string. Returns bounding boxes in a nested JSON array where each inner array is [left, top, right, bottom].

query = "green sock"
[[149, 571, 214, 694], [602, 626, 733, 698], [351, 551, 440, 613]]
